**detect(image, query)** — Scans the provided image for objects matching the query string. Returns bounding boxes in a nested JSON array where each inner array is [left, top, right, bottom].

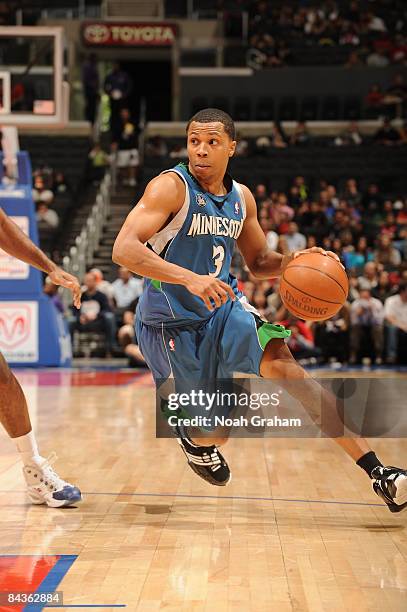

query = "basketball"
[[280, 252, 349, 321]]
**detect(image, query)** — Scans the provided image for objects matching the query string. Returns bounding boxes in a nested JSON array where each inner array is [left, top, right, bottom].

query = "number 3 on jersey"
[[210, 245, 225, 277]]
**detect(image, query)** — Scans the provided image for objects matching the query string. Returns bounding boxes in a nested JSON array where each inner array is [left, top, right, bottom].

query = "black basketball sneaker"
[[174, 426, 231, 486], [371, 466, 407, 513]]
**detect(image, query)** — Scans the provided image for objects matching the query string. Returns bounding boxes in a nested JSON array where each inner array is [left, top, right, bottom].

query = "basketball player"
[[0, 208, 82, 507], [113, 109, 407, 513]]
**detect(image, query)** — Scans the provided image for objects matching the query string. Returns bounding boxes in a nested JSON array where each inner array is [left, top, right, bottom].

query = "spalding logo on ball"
[[279, 252, 349, 322]]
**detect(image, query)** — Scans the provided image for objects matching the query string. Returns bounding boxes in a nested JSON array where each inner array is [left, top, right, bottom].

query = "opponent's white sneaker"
[[22, 452, 82, 508]]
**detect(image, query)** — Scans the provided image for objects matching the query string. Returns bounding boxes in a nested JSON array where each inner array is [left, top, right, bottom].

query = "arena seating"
[[19, 135, 90, 257]]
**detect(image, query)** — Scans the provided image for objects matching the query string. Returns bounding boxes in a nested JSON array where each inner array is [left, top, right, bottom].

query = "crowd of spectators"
[[140, 121, 407, 367], [29, 164, 73, 253], [43, 172, 406, 368], [245, 0, 407, 69], [230, 175, 407, 366], [52, 266, 146, 364], [82, 61, 140, 187], [239, 117, 407, 153], [364, 74, 407, 119], [144, 118, 407, 162]]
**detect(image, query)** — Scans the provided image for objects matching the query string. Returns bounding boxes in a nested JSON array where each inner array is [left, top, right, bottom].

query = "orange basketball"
[[279, 252, 349, 321]]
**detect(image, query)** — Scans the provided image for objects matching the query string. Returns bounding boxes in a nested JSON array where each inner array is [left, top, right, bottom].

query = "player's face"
[[187, 122, 236, 181]]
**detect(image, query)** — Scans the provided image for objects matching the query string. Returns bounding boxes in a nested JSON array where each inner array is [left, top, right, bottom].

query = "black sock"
[[356, 451, 383, 478]]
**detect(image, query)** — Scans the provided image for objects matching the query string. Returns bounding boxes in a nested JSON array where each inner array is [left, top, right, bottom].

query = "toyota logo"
[[84, 24, 110, 44]]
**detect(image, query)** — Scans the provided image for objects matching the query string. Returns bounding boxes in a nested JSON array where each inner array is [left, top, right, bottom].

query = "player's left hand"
[[282, 247, 344, 273], [48, 267, 82, 309]]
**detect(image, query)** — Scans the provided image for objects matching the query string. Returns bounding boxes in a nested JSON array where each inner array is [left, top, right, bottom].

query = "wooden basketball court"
[[1, 367, 406, 611]]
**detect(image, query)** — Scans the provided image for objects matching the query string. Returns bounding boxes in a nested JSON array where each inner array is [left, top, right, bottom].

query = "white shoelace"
[[30, 452, 72, 491]]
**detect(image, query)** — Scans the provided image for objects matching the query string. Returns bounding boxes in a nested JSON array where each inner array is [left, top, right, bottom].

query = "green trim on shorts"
[[151, 279, 162, 290], [257, 322, 291, 351], [161, 399, 191, 423]]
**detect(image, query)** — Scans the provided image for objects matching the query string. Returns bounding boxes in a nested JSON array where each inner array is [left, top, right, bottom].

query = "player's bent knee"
[[260, 338, 294, 377]]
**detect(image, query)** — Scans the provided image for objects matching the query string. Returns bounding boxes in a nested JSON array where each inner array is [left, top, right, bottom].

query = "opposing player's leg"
[[0, 353, 82, 507], [260, 339, 407, 513], [136, 317, 231, 486]]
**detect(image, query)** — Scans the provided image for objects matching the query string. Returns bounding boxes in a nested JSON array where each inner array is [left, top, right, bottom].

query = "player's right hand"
[[48, 267, 82, 309], [184, 274, 236, 311]]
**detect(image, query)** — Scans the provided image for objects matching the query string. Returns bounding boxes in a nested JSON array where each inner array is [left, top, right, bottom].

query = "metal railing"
[[61, 170, 111, 309]]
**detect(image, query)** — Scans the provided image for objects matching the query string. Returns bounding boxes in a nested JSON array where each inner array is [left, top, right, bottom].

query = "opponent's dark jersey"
[[137, 163, 247, 327]]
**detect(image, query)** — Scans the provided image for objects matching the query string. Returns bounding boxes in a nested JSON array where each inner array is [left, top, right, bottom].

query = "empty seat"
[[343, 96, 361, 120], [224, 45, 248, 67], [255, 97, 274, 121], [300, 96, 319, 121], [234, 97, 251, 121], [212, 97, 230, 113], [278, 97, 298, 121], [321, 96, 340, 120], [180, 49, 216, 67], [190, 97, 208, 116]]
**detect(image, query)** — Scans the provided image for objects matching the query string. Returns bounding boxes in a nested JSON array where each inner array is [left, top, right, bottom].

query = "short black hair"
[[399, 282, 407, 293], [186, 108, 236, 140]]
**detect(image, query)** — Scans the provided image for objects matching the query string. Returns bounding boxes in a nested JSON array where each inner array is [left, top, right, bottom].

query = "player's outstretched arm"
[[237, 184, 339, 279], [112, 173, 235, 310], [0, 208, 81, 308]]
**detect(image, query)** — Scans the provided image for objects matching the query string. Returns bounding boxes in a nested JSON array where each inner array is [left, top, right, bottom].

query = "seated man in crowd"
[[88, 142, 109, 184], [285, 320, 322, 365], [373, 118, 401, 146], [284, 221, 307, 252], [290, 121, 311, 146], [350, 288, 384, 364], [69, 271, 116, 355], [384, 283, 407, 363], [358, 261, 379, 291], [334, 121, 363, 146], [111, 266, 143, 315], [90, 267, 115, 307], [32, 175, 54, 205], [36, 203, 59, 229], [111, 108, 139, 187], [313, 304, 350, 366]]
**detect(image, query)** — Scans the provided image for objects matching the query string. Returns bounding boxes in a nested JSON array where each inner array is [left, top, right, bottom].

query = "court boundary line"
[[83, 490, 384, 507], [0, 554, 126, 610], [0, 489, 384, 508]]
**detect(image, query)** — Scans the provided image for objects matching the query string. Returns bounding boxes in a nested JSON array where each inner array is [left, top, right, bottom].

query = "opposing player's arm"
[[237, 184, 340, 279], [112, 173, 235, 310], [0, 207, 57, 274], [0, 208, 81, 307]]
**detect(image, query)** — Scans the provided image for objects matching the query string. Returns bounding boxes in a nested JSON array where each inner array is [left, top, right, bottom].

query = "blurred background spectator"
[[111, 108, 139, 187], [82, 53, 100, 126], [384, 284, 407, 363], [350, 288, 384, 364], [103, 62, 132, 136], [111, 267, 143, 314], [69, 271, 117, 357]]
